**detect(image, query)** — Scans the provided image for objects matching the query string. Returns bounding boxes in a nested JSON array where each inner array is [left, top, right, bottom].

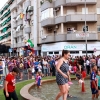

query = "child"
[[35, 72, 42, 88], [96, 69, 100, 97], [90, 64, 98, 100], [69, 64, 74, 74], [32, 65, 35, 79], [38, 63, 42, 72], [0, 61, 3, 87], [79, 68, 86, 85], [81, 67, 86, 81]]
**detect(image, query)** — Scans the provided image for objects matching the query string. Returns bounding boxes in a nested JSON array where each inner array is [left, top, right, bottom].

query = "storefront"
[[41, 42, 100, 56]]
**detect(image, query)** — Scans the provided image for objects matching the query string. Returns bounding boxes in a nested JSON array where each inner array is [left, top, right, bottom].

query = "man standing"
[[4, 67, 19, 100], [97, 55, 100, 69]]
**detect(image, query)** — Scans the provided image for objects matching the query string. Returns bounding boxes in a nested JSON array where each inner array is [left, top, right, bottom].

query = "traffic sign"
[[9, 48, 12, 52]]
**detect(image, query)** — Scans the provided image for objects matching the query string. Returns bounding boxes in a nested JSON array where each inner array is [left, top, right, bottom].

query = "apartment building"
[[10, 0, 41, 56], [0, 0, 14, 47], [40, 0, 100, 56]]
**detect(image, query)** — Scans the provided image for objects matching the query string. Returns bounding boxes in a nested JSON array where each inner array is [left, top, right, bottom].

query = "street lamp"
[[85, 0, 87, 57]]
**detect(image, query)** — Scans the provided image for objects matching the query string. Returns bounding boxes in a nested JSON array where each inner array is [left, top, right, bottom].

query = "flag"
[[27, 39, 34, 48], [20, 13, 24, 19]]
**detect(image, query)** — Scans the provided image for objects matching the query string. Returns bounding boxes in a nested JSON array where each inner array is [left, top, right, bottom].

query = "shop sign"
[[64, 45, 77, 50], [76, 33, 89, 38]]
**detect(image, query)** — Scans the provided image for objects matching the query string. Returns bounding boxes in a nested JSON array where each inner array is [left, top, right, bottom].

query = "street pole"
[[85, 0, 87, 57]]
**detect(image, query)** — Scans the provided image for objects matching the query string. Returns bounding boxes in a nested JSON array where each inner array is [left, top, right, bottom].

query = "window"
[[97, 26, 100, 32], [82, 8, 88, 14], [15, 38, 17, 43], [49, 52, 53, 54], [16, 25, 21, 32], [67, 10, 75, 15], [41, 8, 54, 21], [97, 8, 100, 14], [16, 15, 20, 21], [70, 51, 79, 54], [54, 51, 59, 54], [83, 26, 88, 32]]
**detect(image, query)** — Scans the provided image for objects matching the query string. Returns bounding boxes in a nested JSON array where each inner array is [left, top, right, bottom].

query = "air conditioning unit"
[[41, 36, 47, 40], [47, 27, 52, 31], [55, 25, 59, 29], [54, 7, 60, 11], [29, 12, 33, 15]]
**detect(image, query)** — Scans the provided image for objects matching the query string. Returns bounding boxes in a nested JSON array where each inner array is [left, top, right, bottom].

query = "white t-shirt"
[[69, 66, 72, 71], [86, 60, 90, 65], [98, 58, 100, 67]]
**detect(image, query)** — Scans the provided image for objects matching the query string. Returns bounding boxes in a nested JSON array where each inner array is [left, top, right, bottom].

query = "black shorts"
[[98, 86, 100, 90], [4, 90, 18, 100], [76, 74, 81, 79], [91, 88, 98, 94]]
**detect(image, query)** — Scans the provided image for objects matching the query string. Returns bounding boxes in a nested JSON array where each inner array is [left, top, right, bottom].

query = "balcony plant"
[[40, 0, 52, 5]]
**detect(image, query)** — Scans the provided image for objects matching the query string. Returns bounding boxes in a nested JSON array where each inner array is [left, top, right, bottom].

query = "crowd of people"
[[0, 53, 100, 100]]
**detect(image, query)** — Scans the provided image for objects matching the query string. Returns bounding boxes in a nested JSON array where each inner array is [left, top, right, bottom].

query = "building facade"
[[40, 0, 100, 56], [0, 0, 14, 46], [10, 0, 41, 56]]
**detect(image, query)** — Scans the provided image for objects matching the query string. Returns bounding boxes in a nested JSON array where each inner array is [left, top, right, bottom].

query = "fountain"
[[29, 80, 100, 100]]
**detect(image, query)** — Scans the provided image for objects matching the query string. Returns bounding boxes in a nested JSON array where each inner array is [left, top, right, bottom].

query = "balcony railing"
[[10, 1, 17, 11], [41, 31, 98, 43]]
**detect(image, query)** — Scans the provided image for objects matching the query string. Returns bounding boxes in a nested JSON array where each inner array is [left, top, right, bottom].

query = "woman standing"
[[56, 50, 71, 100]]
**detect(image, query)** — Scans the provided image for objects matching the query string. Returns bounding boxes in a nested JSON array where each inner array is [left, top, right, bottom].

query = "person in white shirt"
[[86, 58, 90, 75], [97, 56, 100, 69]]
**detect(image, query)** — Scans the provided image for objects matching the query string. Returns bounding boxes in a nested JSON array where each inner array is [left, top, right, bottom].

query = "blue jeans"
[[43, 69, 48, 76]]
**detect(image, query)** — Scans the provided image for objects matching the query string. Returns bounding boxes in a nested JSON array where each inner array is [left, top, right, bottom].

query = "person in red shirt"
[[4, 67, 19, 100]]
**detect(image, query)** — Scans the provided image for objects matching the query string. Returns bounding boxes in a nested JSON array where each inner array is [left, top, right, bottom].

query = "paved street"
[[0, 72, 31, 90]]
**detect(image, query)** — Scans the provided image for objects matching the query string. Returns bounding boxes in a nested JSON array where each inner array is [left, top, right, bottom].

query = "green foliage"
[[40, 0, 52, 5]]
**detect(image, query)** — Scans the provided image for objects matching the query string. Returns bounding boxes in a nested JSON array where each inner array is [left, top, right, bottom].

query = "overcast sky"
[[0, 0, 8, 9]]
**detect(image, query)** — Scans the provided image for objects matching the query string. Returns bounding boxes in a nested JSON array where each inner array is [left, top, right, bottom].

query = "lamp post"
[[85, 0, 87, 57]]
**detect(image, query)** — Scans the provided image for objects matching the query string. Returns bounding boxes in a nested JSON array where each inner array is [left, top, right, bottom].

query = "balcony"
[[41, 1, 54, 11], [22, 42, 25, 47], [54, 0, 97, 7], [24, 13, 31, 20], [24, 0, 31, 7], [17, 0, 25, 5], [55, 0, 66, 7], [41, 33, 67, 43], [17, 9, 23, 15], [66, 0, 97, 5], [10, 1, 17, 11], [13, 44, 17, 48], [66, 14, 97, 22], [25, 27, 31, 34], [13, 12, 17, 19], [67, 31, 98, 41], [16, 43, 22, 47], [55, 16, 66, 24], [16, 30, 23, 37], [13, 32, 17, 38], [41, 18, 55, 27], [13, 23, 17, 29], [17, 19, 23, 26]]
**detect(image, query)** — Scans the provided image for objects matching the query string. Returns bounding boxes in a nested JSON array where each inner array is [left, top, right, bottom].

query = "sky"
[[0, 0, 8, 9]]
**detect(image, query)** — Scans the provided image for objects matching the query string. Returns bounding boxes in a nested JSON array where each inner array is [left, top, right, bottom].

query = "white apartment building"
[[0, 0, 14, 46], [40, 0, 100, 56], [10, 0, 41, 56]]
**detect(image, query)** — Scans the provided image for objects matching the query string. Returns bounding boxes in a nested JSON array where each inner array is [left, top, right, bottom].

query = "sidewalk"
[[0, 73, 30, 90]]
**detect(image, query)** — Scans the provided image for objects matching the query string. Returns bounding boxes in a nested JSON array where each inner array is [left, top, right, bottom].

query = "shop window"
[[54, 51, 59, 54], [70, 51, 79, 54], [49, 52, 53, 54], [82, 51, 94, 53]]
